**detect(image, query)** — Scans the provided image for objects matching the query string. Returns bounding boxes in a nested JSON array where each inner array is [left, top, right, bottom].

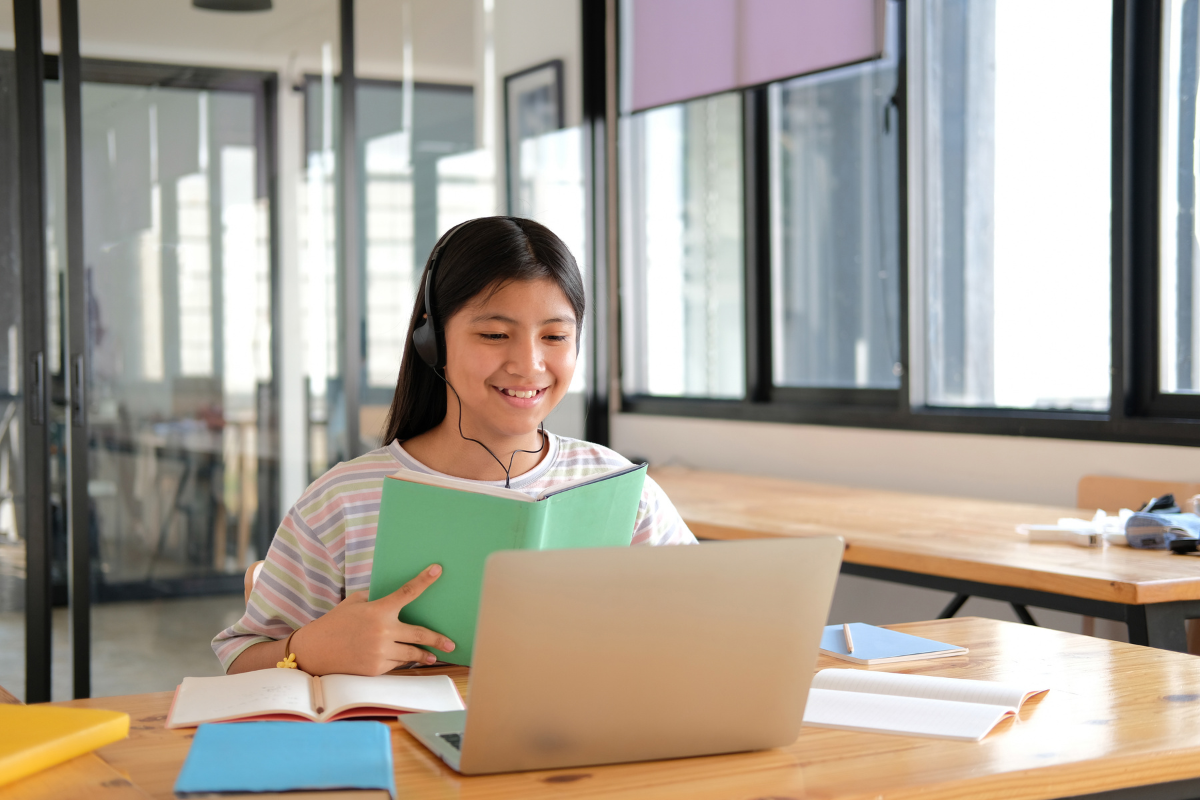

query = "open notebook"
[[801, 668, 1048, 742], [166, 670, 465, 729]]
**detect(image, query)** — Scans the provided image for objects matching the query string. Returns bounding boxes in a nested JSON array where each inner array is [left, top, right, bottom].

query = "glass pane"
[[621, 93, 745, 398], [1162, 0, 1200, 394], [75, 1, 322, 696], [299, 66, 343, 476], [43, 77, 69, 701], [920, 0, 1112, 410], [0, 42, 28, 699], [769, 55, 900, 389], [76, 81, 270, 695]]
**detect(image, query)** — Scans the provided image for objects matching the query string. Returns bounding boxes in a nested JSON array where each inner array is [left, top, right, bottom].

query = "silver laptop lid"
[[458, 537, 843, 774]]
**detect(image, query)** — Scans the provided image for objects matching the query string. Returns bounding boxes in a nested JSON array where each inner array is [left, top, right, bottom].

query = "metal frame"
[[742, 87, 772, 404], [843, 562, 1200, 652], [617, 0, 1200, 448], [1062, 777, 1200, 800], [339, 0, 362, 462], [58, 0, 89, 701], [1134, 0, 1200, 420], [13, 0, 52, 705], [583, 0, 611, 445]]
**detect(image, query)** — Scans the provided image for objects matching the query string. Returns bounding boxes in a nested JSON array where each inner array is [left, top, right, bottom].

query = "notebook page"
[[811, 668, 1034, 709], [802, 688, 1016, 742], [167, 670, 314, 728], [321, 674, 465, 718], [388, 470, 534, 502]]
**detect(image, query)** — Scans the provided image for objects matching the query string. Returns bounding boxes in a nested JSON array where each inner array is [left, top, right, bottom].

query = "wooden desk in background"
[[11, 618, 1200, 800], [653, 467, 1200, 651]]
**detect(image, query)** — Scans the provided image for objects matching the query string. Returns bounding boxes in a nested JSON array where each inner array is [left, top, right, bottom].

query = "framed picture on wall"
[[504, 59, 564, 215]]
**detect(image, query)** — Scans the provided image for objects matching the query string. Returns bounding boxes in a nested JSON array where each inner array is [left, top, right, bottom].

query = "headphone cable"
[[438, 371, 546, 489]]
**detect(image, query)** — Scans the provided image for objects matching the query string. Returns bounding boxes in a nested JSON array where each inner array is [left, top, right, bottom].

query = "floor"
[[0, 594, 247, 702]]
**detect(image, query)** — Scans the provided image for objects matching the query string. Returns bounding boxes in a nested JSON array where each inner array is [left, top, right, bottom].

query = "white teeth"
[[502, 388, 537, 399]]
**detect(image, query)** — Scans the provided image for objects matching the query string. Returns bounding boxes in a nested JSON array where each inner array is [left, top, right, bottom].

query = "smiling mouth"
[[496, 387, 546, 400]]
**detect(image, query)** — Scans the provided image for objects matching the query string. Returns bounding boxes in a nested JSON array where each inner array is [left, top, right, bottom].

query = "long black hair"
[[381, 216, 585, 445]]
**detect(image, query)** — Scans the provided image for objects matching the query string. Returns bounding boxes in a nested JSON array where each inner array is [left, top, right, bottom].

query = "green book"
[[368, 462, 648, 665]]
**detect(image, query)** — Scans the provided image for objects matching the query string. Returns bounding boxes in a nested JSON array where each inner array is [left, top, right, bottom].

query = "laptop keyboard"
[[437, 732, 463, 751]]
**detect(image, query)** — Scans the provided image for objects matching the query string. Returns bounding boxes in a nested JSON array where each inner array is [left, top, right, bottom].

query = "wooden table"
[[0, 678, 150, 799], [14, 618, 1200, 800], [653, 466, 1200, 651]]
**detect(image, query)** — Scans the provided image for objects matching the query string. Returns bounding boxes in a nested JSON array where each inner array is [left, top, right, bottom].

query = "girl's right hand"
[[290, 564, 455, 675]]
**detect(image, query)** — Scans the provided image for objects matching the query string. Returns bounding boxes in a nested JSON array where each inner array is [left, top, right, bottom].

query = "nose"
[[506, 333, 545, 377]]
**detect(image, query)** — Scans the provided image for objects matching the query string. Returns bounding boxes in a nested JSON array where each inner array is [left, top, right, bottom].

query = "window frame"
[[617, 0, 1200, 448]]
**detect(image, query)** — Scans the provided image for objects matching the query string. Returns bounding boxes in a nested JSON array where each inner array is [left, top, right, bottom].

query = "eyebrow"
[[471, 313, 576, 325]]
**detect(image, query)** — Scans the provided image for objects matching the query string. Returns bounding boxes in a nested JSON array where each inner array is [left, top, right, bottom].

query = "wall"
[[613, 412, 1200, 636]]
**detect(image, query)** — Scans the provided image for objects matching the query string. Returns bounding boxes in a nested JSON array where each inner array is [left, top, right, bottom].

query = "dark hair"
[[381, 216, 585, 445]]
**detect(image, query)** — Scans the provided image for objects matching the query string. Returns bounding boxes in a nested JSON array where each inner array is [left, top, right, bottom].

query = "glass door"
[[0, 17, 29, 699], [66, 72, 277, 695]]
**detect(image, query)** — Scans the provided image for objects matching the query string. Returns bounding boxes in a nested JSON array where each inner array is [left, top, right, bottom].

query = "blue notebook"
[[174, 721, 396, 798], [820, 623, 968, 665]]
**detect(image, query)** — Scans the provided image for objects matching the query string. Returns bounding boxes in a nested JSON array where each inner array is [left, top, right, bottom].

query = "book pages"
[[802, 669, 1048, 741], [811, 668, 1032, 709], [802, 688, 1016, 742], [167, 670, 316, 728], [319, 674, 465, 720]]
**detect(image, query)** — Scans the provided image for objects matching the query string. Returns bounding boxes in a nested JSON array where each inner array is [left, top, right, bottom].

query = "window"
[[1162, 0, 1200, 398], [615, 0, 1200, 444], [621, 92, 745, 399], [769, 58, 901, 390], [914, 0, 1113, 411]]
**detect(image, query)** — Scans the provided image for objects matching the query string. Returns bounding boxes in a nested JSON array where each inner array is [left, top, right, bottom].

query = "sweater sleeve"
[[210, 501, 346, 672]]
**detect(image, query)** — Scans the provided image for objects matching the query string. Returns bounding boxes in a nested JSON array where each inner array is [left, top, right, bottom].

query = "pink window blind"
[[629, 0, 885, 113]]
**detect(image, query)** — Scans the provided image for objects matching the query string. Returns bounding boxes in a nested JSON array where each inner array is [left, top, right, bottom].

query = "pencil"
[[311, 674, 325, 716], [843, 623, 854, 654]]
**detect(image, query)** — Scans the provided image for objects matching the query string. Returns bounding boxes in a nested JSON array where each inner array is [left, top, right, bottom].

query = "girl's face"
[[441, 277, 577, 440]]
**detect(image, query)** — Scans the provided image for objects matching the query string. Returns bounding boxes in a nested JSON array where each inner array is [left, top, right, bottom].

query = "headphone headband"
[[412, 219, 477, 370]]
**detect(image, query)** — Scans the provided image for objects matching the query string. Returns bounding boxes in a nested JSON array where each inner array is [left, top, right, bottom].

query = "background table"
[[17, 618, 1200, 800], [652, 467, 1200, 650]]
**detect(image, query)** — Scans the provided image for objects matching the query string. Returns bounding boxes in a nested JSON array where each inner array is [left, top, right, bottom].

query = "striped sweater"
[[212, 434, 697, 671]]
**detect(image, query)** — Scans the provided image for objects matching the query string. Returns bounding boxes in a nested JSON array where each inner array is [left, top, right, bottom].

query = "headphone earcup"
[[412, 318, 442, 369]]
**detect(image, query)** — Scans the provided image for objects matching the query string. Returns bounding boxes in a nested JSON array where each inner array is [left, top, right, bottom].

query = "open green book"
[[368, 462, 648, 665]]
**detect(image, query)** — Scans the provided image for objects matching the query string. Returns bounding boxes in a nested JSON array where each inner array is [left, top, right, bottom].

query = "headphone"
[[411, 219, 475, 371]]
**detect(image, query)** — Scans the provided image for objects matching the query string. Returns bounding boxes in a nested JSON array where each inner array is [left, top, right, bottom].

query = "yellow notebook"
[[0, 705, 130, 787]]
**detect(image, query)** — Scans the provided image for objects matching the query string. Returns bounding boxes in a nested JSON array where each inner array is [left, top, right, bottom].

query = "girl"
[[213, 217, 696, 676]]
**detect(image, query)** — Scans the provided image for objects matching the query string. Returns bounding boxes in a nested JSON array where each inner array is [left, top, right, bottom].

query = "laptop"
[[401, 536, 843, 774]]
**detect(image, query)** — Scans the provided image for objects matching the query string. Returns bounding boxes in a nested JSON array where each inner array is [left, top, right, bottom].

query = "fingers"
[[396, 622, 455, 654], [384, 641, 441, 666], [376, 564, 442, 613]]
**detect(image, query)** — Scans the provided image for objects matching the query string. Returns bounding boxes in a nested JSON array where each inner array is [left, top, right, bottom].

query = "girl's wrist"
[[284, 625, 315, 674]]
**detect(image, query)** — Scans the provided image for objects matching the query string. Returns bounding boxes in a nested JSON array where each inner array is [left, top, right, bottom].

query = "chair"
[[1077, 476, 1200, 514], [1077, 475, 1200, 653]]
